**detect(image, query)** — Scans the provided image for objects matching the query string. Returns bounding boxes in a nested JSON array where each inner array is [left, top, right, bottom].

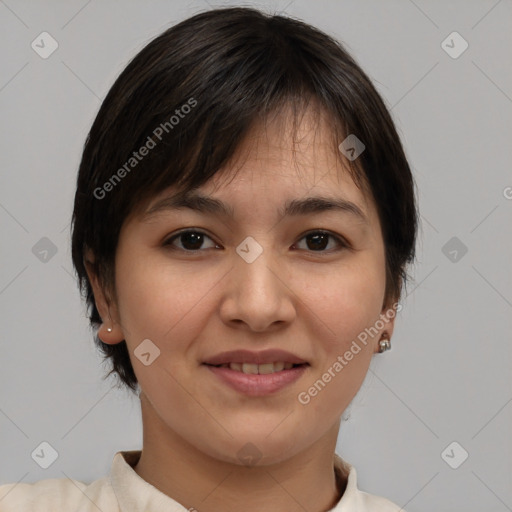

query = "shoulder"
[[333, 455, 405, 512], [357, 490, 406, 511], [0, 475, 118, 512]]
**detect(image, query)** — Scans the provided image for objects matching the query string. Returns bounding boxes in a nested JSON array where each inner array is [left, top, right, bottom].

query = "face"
[[87, 107, 396, 466]]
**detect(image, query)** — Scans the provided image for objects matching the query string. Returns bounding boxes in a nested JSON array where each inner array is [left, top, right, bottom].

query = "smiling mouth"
[[204, 362, 309, 375]]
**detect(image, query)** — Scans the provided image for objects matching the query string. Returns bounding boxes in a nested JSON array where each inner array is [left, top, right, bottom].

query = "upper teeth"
[[218, 362, 296, 374]]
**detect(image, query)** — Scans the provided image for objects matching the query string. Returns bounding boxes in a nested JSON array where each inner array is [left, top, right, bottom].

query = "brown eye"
[[293, 231, 348, 252], [163, 230, 217, 252]]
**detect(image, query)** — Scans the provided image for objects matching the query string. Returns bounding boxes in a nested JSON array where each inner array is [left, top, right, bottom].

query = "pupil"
[[182, 232, 203, 250], [307, 233, 328, 251]]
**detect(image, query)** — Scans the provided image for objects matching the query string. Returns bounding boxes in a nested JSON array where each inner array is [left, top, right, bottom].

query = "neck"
[[133, 396, 347, 512]]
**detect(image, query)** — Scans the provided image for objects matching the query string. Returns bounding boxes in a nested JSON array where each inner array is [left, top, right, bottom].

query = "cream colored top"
[[0, 450, 405, 511]]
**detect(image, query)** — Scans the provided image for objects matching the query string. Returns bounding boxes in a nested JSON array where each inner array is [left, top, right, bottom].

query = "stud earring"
[[107, 326, 112, 333], [378, 336, 391, 353]]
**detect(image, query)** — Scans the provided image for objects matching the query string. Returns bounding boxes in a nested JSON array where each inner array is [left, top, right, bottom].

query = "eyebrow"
[[142, 191, 368, 224]]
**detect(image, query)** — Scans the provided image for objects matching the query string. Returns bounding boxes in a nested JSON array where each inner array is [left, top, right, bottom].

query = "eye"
[[292, 230, 349, 253], [163, 229, 218, 252], [163, 229, 348, 254]]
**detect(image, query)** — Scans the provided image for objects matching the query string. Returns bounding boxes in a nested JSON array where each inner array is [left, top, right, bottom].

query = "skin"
[[86, 105, 397, 512]]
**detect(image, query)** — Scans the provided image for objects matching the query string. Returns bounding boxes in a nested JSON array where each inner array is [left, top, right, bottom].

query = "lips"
[[202, 348, 308, 366], [213, 361, 307, 376], [204, 362, 309, 396]]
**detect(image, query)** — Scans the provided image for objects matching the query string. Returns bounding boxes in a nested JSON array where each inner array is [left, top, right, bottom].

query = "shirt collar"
[[110, 450, 363, 512]]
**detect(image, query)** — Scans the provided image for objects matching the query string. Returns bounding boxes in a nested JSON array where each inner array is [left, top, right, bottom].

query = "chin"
[[205, 434, 305, 467]]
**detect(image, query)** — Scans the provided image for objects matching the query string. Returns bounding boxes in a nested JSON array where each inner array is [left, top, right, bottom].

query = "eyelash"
[[162, 229, 349, 255]]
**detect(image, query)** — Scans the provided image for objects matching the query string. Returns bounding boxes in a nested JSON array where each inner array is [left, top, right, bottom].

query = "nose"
[[219, 241, 296, 332]]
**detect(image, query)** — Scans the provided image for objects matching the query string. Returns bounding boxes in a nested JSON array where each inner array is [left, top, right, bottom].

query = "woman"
[[0, 7, 417, 511]]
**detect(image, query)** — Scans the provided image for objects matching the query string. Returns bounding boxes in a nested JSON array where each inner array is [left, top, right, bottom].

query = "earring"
[[107, 326, 112, 333], [378, 336, 391, 353]]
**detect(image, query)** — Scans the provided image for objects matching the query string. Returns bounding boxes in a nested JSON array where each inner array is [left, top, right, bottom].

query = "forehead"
[[215, 105, 371, 207], [136, 104, 377, 227], [221, 104, 351, 180]]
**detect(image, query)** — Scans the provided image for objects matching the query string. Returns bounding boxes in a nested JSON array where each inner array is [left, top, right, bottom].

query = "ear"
[[84, 248, 125, 345], [374, 295, 401, 353]]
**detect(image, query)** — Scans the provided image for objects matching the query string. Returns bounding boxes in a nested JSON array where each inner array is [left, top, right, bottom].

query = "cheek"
[[313, 256, 386, 341], [114, 252, 220, 345], [298, 268, 384, 417], [114, 256, 218, 402]]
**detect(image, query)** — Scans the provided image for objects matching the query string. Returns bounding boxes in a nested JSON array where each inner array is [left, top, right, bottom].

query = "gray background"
[[1, 0, 511, 510]]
